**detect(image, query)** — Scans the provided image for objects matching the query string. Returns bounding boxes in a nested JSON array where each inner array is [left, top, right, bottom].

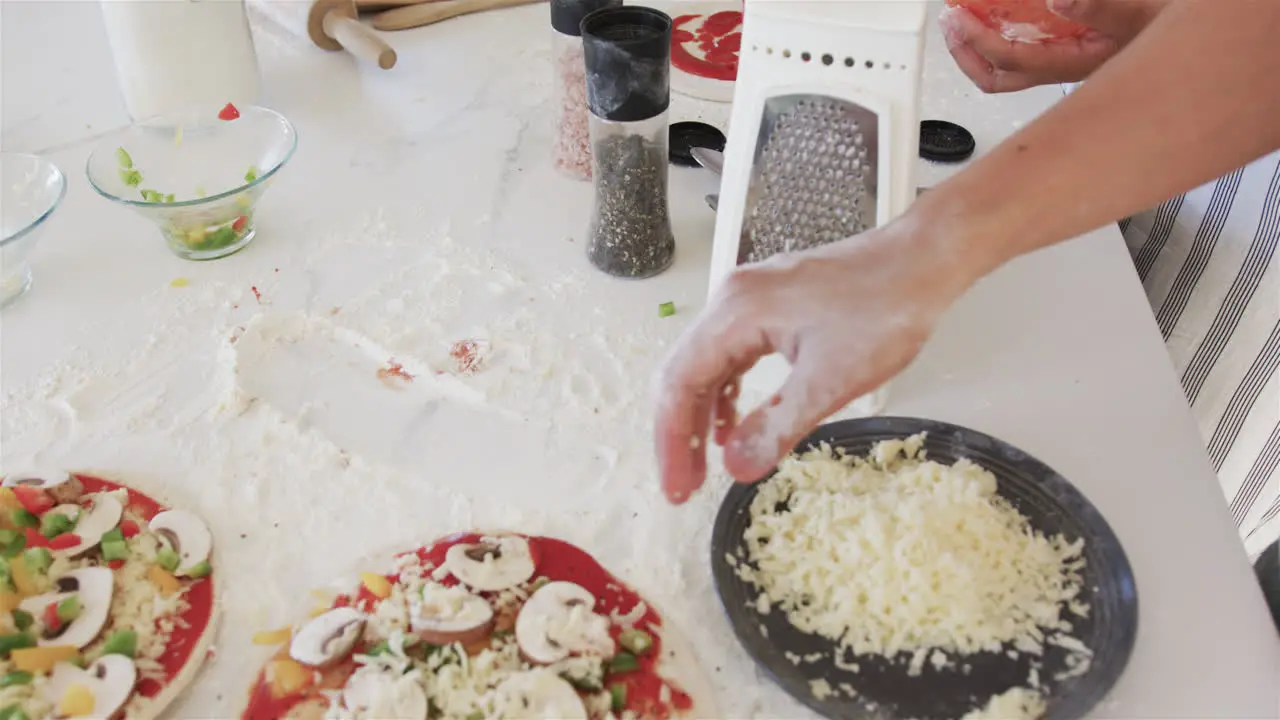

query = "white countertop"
[[2, 2, 1278, 718]]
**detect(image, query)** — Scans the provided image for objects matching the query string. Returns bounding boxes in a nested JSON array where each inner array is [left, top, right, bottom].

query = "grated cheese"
[[736, 436, 1089, 661], [961, 686, 1047, 720]]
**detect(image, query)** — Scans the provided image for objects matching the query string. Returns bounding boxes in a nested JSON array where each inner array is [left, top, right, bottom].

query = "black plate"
[[710, 417, 1138, 720]]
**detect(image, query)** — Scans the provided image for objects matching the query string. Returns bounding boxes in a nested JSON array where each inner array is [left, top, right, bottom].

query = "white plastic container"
[[100, 0, 262, 122]]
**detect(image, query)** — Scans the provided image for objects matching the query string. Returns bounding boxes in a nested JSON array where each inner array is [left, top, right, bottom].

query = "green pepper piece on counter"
[[102, 629, 137, 658], [184, 560, 212, 579], [101, 539, 129, 562], [618, 628, 653, 655], [40, 512, 74, 539], [658, 301, 676, 318], [156, 548, 180, 573], [56, 596, 81, 623], [244, 166, 258, 183], [115, 147, 132, 168], [8, 509, 37, 530], [0, 633, 35, 659], [10, 610, 32, 633], [0, 672, 31, 689], [610, 683, 627, 712], [607, 651, 639, 674], [119, 168, 142, 187], [22, 548, 50, 575], [0, 705, 31, 720]]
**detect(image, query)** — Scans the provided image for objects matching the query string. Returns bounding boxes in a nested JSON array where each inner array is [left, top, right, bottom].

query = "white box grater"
[[707, 0, 929, 420]]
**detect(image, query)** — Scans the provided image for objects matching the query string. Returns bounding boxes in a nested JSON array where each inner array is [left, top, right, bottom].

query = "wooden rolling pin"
[[310, 0, 399, 69], [372, 0, 544, 31]]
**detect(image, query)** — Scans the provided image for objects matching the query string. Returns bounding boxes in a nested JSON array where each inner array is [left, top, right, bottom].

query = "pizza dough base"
[[240, 533, 719, 718], [77, 471, 222, 720]]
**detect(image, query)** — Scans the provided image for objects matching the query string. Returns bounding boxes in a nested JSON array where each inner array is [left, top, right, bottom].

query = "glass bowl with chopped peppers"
[[85, 103, 297, 261]]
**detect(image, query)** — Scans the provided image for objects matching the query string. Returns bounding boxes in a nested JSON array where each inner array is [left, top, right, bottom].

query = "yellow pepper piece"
[[59, 684, 95, 717], [12, 645, 78, 673], [170, 277, 190, 288], [0, 488, 22, 511], [360, 572, 392, 599], [8, 556, 37, 596], [252, 626, 293, 646], [147, 564, 182, 596], [0, 591, 21, 616], [267, 658, 312, 699]]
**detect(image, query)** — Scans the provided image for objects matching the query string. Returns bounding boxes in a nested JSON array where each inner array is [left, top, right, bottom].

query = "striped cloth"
[[1121, 150, 1280, 559]]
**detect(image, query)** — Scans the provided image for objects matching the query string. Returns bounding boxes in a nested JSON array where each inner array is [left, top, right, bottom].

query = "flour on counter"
[[1, 205, 777, 717]]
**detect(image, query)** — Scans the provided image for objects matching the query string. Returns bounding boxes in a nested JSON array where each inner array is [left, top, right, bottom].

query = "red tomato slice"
[[232, 215, 248, 232], [43, 602, 61, 632], [120, 520, 140, 539], [944, 0, 1090, 40], [108, 559, 126, 570], [24, 528, 49, 549], [12, 486, 54, 515], [218, 103, 241, 121], [48, 533, 81, 551]]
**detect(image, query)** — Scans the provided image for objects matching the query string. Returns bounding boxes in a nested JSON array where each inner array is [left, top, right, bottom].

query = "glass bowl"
[[86, 104, 297, 261], [1, 153, 67, 308]]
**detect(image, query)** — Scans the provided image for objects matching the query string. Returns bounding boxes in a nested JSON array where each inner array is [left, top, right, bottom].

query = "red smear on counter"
[[377, 360, 414, 384], [75, 475, 215, 698], [671, 11, 742, 82], [251, 286, 262, 304], [449, 340, 483, 374], [242, 533, 693, 719]]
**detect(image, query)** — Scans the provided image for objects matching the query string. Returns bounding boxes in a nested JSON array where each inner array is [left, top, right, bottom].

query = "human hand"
[[940, 0, 1168, 93], [653, 213, 988, 504]]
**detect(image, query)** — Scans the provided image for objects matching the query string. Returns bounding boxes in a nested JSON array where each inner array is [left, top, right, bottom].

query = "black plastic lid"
[[669, 121, 726, 167], [919, 119, 975, 163], [551, 0, 621, 36], [582, 6, 672, 122]]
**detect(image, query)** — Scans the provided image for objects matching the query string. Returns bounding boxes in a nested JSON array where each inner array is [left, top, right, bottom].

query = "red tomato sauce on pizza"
[[76, 475, 216, 698], [672, 11, 743, 82], [243, 533, 694, 719]]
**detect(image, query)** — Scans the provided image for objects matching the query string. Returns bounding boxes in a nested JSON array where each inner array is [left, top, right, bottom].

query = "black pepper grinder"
[[580, 6, 676, 279]]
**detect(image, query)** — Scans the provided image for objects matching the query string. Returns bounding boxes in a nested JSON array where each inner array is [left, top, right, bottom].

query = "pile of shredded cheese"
[[960, 687, 1048, 720], [733, 435, 1091, 718]]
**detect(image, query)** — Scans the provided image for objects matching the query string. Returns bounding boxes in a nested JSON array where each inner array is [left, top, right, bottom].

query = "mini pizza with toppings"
[[243, 532, 714, 720], [0, 469, 217, 720]]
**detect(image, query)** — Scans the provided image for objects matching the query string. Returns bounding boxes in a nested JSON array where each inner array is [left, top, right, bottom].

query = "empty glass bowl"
[[1, 153, 67, 308], [86, 104, 297, 261]]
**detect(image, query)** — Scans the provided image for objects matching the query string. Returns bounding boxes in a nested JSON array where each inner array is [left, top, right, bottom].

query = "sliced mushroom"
[[443, 535, 536, 592], [148, 509, 213, 574], [515, 581, 615, 664], [493, 669, 589, 720], [342, 667, 428, 720], [3, 468, 84, 504], [19, 567, 115, 649], [57, 493, 124, 557], [289, 607, 365, 667], [409, 582, 494, 645], [41, 654, 137, 720]]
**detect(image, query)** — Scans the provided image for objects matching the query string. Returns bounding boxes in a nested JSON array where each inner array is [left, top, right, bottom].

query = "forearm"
[[921, 0, 1280, 279]]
